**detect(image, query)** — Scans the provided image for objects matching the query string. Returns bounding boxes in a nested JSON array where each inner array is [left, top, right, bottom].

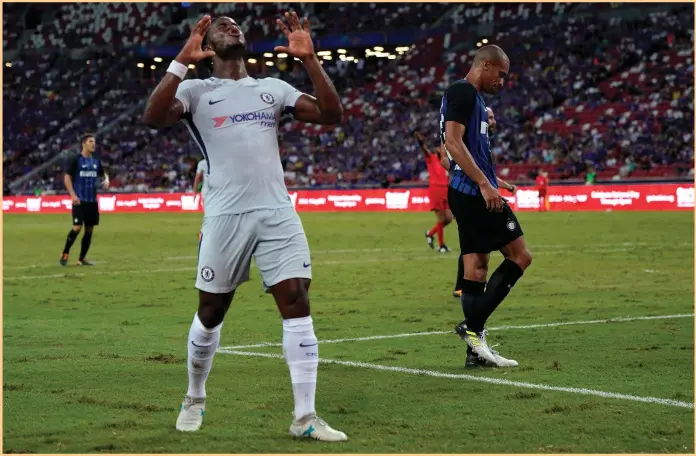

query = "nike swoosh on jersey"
[[209, 99, 225, 105]]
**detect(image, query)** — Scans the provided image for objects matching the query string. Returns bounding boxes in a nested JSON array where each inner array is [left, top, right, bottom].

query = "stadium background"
[[3, 2, 694, 210], [2, 2, 694, 454]]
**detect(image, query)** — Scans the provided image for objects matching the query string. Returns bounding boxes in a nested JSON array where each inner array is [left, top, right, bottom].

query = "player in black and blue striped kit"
[[440, 45, 532, 368], [60, 133, 109, 266]]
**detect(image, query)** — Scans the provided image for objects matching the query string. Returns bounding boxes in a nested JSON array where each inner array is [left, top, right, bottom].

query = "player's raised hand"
[[176, 15, 216, 65], [480, 181, 504, 212], [274, 12, 315, 60]]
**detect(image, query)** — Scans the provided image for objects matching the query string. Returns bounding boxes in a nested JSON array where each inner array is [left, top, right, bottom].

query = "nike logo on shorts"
[[303, 262, 311, 268]]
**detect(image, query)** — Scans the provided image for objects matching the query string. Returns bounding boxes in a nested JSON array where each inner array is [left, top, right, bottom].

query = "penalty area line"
[[219, 313, 695, 350], [218, 349, 694, 410]]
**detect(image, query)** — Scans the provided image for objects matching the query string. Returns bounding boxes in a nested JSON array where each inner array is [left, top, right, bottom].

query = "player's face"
[[487, 109, 497, 131], [482, 58, 509, 94], [206, 17, 246, 57], [83, 137, 95, 153]]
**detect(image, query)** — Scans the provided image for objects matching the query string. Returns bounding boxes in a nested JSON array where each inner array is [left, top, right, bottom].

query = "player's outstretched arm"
[[142, 15, 216, 128], [414, 132, 432, 156], [275, 12, 342, 125]]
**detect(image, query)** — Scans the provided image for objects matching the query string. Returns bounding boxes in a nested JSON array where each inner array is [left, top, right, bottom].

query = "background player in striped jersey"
[[60, 133, 109, 266], [142, 13, 346, 440], [414, 131, 452, 253], [440, 45, 532, 368]]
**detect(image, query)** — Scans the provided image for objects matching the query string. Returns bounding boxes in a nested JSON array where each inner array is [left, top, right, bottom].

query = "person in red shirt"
[[535, 169, 550, 212], [415, 131, 452, 253]]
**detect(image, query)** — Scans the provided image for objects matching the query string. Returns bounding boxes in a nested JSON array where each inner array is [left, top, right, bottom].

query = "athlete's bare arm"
[[414, 132, 432, 156], [193, 172, 203, 195], [142, 16, 215, 129], [64, 174, 79, 205], [275, 13, 342, 125], [438, 145, 450, 171], [64, 155, 80, 205], [444, 121, 503, 212], [496, 177, 516, 193], [142, 75, 186, 129]]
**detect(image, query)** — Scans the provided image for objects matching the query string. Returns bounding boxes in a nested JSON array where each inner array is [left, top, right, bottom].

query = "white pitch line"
[[219, 313, 695, 350], [3, 250, 622, 281], [3, 267, 196, 281], [4, 260, 109, 270], [164, 241, 676, 261], [218, 350, 694, 409], [3, 256, 454, 281]]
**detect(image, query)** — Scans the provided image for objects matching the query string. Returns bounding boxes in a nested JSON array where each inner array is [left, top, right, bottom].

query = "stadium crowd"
[[3, 2, 693, 195]]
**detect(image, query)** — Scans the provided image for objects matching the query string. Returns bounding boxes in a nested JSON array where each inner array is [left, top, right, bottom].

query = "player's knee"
[[197, 291, 234, 328], [512, 249, 532, 270], [72, 225, 82, 233], [85, 226, 94, 234], [473, 267, 488, 282], [275, 279, 311, 319], [465, 265, 488, 282], [287, 285, 310, 312]]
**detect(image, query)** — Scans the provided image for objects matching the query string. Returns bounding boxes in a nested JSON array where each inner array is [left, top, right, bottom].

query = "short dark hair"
[[472, 45, 509, 67], [81, 132, 95, 145]]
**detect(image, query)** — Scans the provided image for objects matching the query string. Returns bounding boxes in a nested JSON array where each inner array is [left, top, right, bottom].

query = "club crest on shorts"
[[200, 266, 215, 282], [506, 220, 516, 231], [260, 92, 275, 104]]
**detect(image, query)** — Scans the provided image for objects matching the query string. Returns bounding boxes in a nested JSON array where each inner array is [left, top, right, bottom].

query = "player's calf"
[[176, 291, 233, 432], [271, 278, 347, 440], [477, 238, 532, 326], [60, 227, 82, 266], [78, 228, 93, 263]]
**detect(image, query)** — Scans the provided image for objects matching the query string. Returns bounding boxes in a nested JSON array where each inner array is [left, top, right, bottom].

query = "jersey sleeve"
[[443, 83, 477, 125], [64, 154, 79, 177], [175, 79, 206, 114], [271, 78, 305, 115]]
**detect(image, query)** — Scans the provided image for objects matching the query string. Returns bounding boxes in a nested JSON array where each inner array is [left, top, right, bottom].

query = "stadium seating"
[[3, 3, 693, 194]]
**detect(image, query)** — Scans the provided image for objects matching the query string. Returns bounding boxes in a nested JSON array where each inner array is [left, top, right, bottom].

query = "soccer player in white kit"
[[142, 13, 346, 441]]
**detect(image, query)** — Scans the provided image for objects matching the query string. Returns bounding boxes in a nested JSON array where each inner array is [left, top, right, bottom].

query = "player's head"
[[203, 16, 247, 60], [471, 45, 509, 94], [486, 107, 497, 132], [81, 133, 96, 154]]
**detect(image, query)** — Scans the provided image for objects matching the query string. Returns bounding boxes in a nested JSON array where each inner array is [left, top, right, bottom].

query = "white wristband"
[[167, 60, 189, 80]]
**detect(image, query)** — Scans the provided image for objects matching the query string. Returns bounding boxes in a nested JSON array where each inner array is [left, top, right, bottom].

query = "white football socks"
[[282, 316, 318, 421], [186, 313, 222, 399]]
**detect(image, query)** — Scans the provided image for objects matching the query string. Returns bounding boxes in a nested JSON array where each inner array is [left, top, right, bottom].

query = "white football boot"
[[289, 414, 348, 442], [176, 395, 206, 432]]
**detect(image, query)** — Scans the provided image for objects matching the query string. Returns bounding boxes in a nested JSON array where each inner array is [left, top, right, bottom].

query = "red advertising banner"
[[2, 183, 693, 214]]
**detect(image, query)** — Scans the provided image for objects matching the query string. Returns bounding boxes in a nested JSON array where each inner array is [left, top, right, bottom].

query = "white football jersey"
[[175, 76, 303, 216]]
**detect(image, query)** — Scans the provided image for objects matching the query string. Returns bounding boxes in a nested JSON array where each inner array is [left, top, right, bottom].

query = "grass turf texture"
[[3, 211, 694, 453]]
